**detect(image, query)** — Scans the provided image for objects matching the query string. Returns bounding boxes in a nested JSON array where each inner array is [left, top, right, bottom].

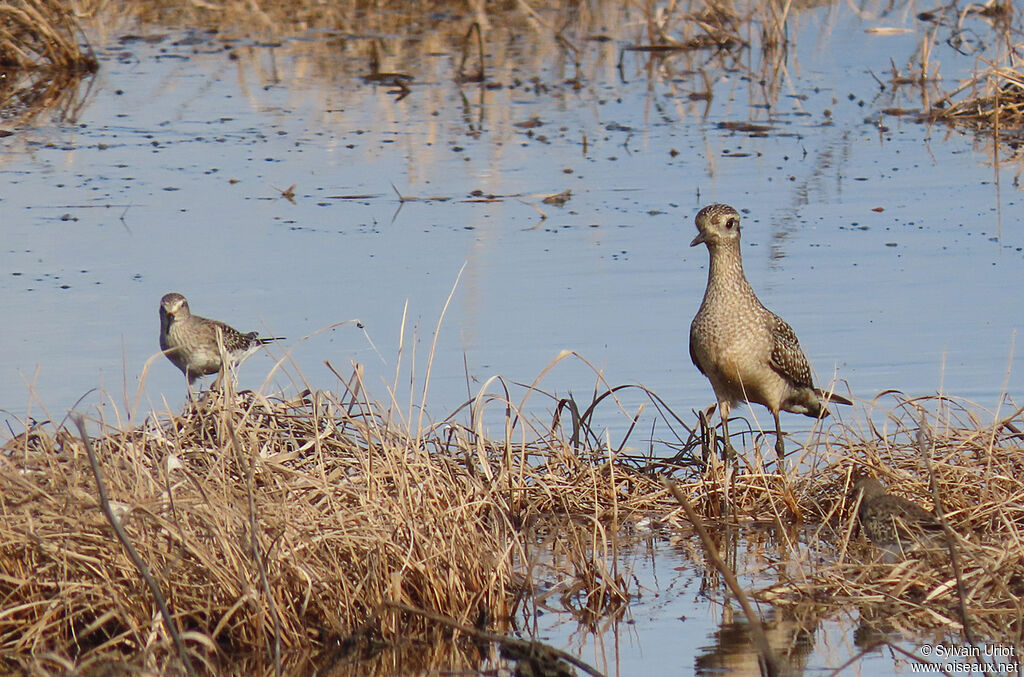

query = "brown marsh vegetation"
[[0, 0, 94, 69], [0, 0, 97, 125], [768, 393, 1024, 660], [3, 349, 1024, 674], [0, 356, 673, 674], [890, 1, 1024, 177], [918, 1, 1022, 129], [4, 0, 1024, 674]]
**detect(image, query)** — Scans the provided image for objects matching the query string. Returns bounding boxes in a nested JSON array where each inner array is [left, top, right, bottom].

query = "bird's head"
[[691, 203, 741, 248], [852, 476, 887, 501], [160, 292, 190, 322]]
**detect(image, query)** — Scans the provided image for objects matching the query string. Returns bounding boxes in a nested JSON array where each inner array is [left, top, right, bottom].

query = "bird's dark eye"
[[725, 218, 737, 229]]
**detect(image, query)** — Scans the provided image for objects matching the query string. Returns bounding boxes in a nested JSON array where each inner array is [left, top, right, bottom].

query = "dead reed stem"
[[664, 478, 778, 677], [73, 415, 196, 676], [922, 3, 1024, 138], [2, 366, 1023, 671], [763, 393, 1024, 646]]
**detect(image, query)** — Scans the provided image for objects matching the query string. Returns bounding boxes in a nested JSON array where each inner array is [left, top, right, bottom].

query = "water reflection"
[[4, 0, 1023, 429], [689, 524, 820, 677], [695, 607, 817, 677], [530, 521, 993, 676], [4, 1, 1024, 672], [0, 67, 95, 126]]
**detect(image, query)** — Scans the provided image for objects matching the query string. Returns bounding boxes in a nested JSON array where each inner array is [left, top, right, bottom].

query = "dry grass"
[[922, 1, 1024, 135], [931, 66, 1024, 132], [761, 393, 1024, 647], [3, 356, 1024, 672], [3, 0, 1024, 670], [0, 357, 676, 674], [0, 0, 97, 126], [0, 0, 96, 70]]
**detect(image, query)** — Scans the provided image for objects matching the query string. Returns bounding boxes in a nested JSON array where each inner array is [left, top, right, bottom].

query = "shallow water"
[[1, 1, 1022, 673], [530, 524, 1022, 677], [3, 1, 1023, 439], [534, 528, 892, 677]]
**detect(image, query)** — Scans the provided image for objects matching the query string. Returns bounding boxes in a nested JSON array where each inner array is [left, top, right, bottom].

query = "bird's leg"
[[697, 407, 712, 464], [719, 401, 737, 461], [184, 375, 199, 410], [773, 410, 786, 461]]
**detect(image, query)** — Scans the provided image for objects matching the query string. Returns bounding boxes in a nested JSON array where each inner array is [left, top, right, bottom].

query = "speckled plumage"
[[688, 204, 851, 458], [159, 292, 282, 387], [853, 477, 944, 551]]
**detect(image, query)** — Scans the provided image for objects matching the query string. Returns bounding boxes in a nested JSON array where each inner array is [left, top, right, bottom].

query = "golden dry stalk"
[[0, 0, 96, 70]]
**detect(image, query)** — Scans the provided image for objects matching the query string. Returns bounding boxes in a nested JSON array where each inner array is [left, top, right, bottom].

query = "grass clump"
[[767, 393, 1024, 646], [0, 0, 96, 70], [0, 0, 97, 126], [921, 2, 1024, 136], [2, 349, 1023, 672], [0, 363, 673, 674], [931, 66, 1024, 134]]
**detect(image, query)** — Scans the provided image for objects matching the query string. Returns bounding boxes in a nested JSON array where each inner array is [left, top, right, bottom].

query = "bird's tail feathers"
[[816, 388, 853, 407]]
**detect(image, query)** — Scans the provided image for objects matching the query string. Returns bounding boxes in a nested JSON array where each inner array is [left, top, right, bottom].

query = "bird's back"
[[859, 493, 943, 549]]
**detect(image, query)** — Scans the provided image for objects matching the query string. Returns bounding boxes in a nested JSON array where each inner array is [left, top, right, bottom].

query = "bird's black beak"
[[690, 232, 706, 247]]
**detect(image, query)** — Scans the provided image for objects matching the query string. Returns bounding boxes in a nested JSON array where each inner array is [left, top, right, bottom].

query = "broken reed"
[[0, 374, 672, 671], [930, 66, 1024, 131], [915, 2, 1024, 135]]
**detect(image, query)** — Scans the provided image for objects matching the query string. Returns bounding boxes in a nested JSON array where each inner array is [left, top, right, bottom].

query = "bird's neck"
[[705, 244, 755, 298]]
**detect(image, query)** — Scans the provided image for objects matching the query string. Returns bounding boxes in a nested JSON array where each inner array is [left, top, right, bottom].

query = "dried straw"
[[0, 0, 96, 70], [765, 393, 1024, 646], [3, 364, 1023, 671], [0, 364, 675, 672]]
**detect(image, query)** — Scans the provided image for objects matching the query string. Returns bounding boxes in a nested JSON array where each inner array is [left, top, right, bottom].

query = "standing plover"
[[689, 203, 851, 459], [159, 292, 282, 388]]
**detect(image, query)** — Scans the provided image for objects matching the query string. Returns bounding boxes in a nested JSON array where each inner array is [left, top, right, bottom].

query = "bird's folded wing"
[[767, 313, 814, 388]]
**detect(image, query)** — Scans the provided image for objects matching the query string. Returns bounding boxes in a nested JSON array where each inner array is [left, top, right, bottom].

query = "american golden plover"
[[689, 203, 851, 459], [853, 477, 944, 551], [159, 292, 282, 388]]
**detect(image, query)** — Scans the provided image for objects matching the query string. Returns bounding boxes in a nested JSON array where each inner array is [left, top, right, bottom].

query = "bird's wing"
[[766, 312, 814, 389], [688, 325, 707, 376], [194, 317, 256, 353], [899, 499, 942, 528], [890, 502, 944, 541], [218, 323, 258, 353]]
